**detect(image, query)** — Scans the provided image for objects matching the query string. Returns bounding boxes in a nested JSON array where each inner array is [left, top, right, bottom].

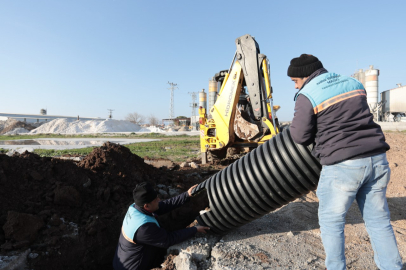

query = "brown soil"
[[0, 142, 210, 270]]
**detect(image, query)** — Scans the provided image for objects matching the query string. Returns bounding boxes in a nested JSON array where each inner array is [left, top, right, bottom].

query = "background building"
[[0, 111, 102, 123]]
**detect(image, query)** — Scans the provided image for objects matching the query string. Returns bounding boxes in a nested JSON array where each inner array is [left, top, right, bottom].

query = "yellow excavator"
[[199, 34, 280, 164]]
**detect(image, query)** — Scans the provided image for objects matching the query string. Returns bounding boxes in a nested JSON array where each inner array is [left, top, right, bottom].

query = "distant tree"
[[125, 112, 145, 125], [148, 114, 160, 126], [174, 116, 188, 126]]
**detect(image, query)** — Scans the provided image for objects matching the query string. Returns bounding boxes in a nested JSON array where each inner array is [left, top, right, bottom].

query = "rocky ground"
[[0, 132, 405, 270], [163, 132, 406, 270]]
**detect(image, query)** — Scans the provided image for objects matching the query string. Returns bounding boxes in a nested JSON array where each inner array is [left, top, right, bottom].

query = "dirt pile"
[[0, 119, 37, 134], [0, 142, 208, 270]]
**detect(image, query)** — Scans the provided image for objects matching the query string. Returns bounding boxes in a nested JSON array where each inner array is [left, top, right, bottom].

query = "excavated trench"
[[0, 142, 208, 270]]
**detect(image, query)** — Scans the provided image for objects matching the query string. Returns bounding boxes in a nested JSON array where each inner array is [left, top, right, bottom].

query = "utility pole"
[[188, 91, 198, 119], [107, 109, 114, 119], [167, 82, 178, 120], [188, 91, 198, 131]]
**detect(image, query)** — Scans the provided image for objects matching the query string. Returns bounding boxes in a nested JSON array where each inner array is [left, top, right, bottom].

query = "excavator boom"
[[200, 34, 280, 164]]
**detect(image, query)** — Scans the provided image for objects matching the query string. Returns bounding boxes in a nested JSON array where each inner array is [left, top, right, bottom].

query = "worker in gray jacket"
[[288, 54, 402, 270]]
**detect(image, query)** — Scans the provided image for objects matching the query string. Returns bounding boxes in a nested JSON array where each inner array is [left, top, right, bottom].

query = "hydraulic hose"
[[192, 126, 321, 234]]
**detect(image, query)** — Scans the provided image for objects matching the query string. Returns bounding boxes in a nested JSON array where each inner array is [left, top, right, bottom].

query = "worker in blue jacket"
[[288, 54, 402, 270], [113, 182, 209, 270]]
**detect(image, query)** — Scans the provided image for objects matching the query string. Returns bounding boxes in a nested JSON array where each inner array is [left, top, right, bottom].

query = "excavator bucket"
[[233, 106, 259, 140]]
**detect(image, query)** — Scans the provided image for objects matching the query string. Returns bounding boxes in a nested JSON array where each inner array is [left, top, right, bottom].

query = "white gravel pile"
[[29, 118, 141, 134], [4, 128, 30, 135], [138, 126, 165, 132]]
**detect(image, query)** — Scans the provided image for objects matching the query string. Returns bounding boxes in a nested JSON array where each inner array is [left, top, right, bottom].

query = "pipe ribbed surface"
[[192, 127, 321, 234]]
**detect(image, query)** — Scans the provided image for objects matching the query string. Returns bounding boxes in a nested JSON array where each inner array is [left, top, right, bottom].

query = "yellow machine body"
[[199, 34, 280, 163]]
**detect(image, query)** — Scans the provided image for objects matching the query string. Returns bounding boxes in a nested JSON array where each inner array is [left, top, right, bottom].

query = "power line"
[[107, 109, 114, 119]]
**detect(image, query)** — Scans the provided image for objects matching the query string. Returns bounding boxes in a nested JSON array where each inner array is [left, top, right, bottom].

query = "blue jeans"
[[316, 153, 402, 270]]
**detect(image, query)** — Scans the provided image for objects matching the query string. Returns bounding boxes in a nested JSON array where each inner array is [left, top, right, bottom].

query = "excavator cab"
[[199, 34, 280, 164]]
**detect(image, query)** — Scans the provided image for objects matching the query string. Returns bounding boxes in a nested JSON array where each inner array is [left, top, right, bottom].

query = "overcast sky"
[[1, 0, 405, 121]]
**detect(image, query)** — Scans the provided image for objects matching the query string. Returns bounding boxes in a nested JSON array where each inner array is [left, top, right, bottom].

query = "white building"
[[0, 112, 102, 123]]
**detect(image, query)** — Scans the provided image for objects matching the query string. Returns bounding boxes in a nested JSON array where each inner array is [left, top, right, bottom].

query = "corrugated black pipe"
[[192, 126, 321, 234]]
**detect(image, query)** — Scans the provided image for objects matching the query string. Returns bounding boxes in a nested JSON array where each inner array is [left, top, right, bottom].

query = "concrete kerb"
[[376, 122, 406, 131]]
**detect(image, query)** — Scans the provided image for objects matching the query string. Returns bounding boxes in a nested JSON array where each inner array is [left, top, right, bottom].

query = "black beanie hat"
[[133, 182, 158, 207], [287, 54, 323, 78]]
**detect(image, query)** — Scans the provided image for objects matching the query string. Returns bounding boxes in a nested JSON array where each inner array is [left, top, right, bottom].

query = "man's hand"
[[195, 226, 210, 233], [188, 184, 198, 197]]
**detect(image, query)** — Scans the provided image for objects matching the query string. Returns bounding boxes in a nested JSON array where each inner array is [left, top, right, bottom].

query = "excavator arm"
[[200, 34, 280, 164], [236, 34, 268, 123]]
